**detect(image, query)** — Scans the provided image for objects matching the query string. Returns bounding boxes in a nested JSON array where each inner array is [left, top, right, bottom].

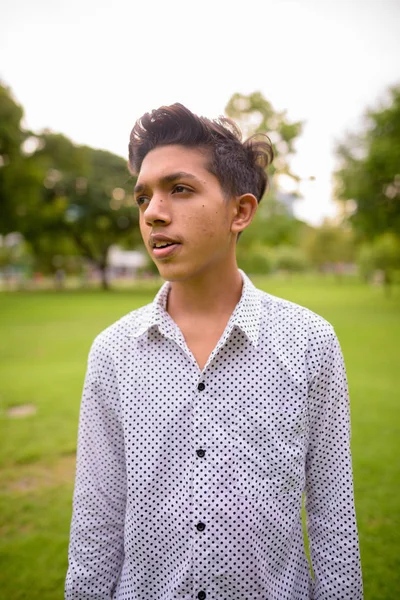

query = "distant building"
[[107, 246, 147, 277]]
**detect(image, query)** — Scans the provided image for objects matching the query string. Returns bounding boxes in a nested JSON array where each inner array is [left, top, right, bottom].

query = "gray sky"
[[1, 0, 399, 224]]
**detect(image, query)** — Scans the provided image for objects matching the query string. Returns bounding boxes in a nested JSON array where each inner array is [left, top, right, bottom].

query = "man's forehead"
[[138, 144, 209, 181]]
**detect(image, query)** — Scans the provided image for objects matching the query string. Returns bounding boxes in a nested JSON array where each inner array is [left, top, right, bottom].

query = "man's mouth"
[[153, 241, 175, 249], [151, 241, 181, 259], [150, 235, 181, 259]]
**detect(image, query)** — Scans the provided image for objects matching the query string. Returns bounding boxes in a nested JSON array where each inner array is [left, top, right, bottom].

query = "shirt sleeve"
[[65, 340, 126, 599], [305, 327, 363, 599]]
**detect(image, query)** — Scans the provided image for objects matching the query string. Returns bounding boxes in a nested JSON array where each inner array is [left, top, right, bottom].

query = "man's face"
[[135, 144, 238, 282]]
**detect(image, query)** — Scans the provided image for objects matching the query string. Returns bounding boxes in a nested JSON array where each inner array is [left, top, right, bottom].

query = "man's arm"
[[305, 328, 363, 599], [65, 340, 126, 599]]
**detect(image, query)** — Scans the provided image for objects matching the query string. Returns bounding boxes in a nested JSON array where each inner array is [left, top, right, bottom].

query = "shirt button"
[[196, 522, 206, 531], [197, 382, 205, 391], [198, 592, 206, 600], [196, 449, 206, 458]]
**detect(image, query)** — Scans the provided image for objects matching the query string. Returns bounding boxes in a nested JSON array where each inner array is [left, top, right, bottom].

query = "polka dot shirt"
[[66, 271, 363, 599]]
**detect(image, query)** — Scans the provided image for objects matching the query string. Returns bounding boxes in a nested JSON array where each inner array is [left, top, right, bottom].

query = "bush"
[[270, 245, 309, 273], [237, 246, 272, 275], [357, 233, 400, 286]]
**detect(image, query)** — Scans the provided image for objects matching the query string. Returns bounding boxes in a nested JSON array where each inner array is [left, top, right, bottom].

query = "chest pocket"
[[230, 405, 308, 500]]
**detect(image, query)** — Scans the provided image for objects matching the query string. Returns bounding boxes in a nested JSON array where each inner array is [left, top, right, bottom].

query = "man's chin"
[[155, 262, 194, 283]]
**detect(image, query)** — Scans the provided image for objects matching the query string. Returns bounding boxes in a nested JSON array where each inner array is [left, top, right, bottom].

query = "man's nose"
[[143, 194, 171, 226]]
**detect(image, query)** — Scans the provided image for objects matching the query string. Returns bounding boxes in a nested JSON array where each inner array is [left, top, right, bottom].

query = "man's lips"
[[149, 234, 182, 260], [149, 234, 181, 249], [152, 243, 181, 259]]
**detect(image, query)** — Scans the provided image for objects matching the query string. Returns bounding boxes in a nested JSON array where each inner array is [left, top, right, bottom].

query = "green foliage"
[[243, 195, 309, 248], [373, 232, 400, 271], [0, 82, 24, 160], [270, 245, 309, 272], [335, 85, 400, 240], [0, 82, 141, 289], [0, 82, 30, 233], [226, 91, 306, 251], [302, 221, 356, 269], [357, 233, 400, 287], [357, 244, 376, 282], [225, 91, 303, 185], [237, 244, 272, 275], [237, 243, 308, 275], [22, 133, 141, 287], [0, 234, 33, 271]]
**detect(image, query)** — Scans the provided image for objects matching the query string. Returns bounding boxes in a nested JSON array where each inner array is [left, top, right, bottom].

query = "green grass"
[[0, 275, 399, 598]]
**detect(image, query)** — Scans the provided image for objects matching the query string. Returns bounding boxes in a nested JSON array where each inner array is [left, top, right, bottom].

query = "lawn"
[[0, 275, 399, 599]]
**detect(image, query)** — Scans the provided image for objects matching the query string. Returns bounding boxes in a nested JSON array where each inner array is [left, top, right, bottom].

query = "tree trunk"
[[384, 269, 392, 297], [99, 263, 109, 290]]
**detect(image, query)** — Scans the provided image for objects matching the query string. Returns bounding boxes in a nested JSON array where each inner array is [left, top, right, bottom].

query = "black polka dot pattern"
[[65, 271, 363, 599]]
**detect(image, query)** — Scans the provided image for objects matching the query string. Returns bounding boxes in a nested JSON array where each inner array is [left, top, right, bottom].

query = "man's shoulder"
[[90, 301, 154, 355], [256, 287, 335, 340]]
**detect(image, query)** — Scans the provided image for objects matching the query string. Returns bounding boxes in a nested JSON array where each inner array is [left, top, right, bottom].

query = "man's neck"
[[167, 264, 243, 323]]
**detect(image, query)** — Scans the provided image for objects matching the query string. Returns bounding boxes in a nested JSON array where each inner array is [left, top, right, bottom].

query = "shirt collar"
[[128, 269, 262, 347], [229, 270, 262, 347]]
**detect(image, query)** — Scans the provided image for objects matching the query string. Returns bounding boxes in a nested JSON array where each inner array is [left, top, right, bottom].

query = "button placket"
[[193, 377, 210, 598], [193, 522, 209, 600], [196, 383, 206, 459]]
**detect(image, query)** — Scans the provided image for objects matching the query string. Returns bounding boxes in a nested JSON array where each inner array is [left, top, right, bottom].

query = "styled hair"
[[128, 103, 273, 203]]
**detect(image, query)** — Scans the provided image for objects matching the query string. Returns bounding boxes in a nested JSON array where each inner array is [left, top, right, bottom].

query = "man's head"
[[129, 103, 273, 203], [128, 104, 273, 283]]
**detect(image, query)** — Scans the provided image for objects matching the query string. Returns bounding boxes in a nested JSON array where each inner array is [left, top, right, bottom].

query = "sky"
[[1, 0, 399, 224]]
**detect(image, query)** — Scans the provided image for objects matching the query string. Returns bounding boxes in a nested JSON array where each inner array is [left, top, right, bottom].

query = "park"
[[1, 63, 400, 597]]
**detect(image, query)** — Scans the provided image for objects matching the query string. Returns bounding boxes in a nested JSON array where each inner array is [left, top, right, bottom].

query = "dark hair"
[[128, 103, 273, 203]]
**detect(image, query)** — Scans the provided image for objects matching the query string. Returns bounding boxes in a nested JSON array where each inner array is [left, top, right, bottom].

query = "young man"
[[66, 104, 363, 599]]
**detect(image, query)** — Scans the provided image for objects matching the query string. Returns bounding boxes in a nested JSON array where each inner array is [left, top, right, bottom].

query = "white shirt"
[[66, 271, 362, 600]]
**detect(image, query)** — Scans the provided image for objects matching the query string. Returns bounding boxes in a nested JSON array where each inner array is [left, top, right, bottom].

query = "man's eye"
[[136, 196, 149, 207], [172, 185, 190, 194]]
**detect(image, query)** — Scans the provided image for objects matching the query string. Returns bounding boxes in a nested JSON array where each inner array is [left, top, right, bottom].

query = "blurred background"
[[0, 0, 399, 598]]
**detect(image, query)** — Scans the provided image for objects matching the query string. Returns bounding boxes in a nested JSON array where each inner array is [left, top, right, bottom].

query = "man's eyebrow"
[[162, 172, 199, 184], [133, 182, 145, 195], [134, 172, 200, 194]]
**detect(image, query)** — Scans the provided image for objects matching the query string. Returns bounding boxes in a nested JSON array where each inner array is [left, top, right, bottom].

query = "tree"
[[0, 82, 29, 233], [225, 92, 305, 254], [270, 245, 309, 273], [225, 91, 303, 185], [0, 81, 142, 289], [302, 221, 356, 272], [22, 133, 141, 289], [335, 85, 400, 240], [239, 193, 309, 249], [358, 233, 400, 293], [0, 232, 34, 287]]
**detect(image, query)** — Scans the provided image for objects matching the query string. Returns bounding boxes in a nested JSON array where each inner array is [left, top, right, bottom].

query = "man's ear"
[[231, 193, 258, 235]]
